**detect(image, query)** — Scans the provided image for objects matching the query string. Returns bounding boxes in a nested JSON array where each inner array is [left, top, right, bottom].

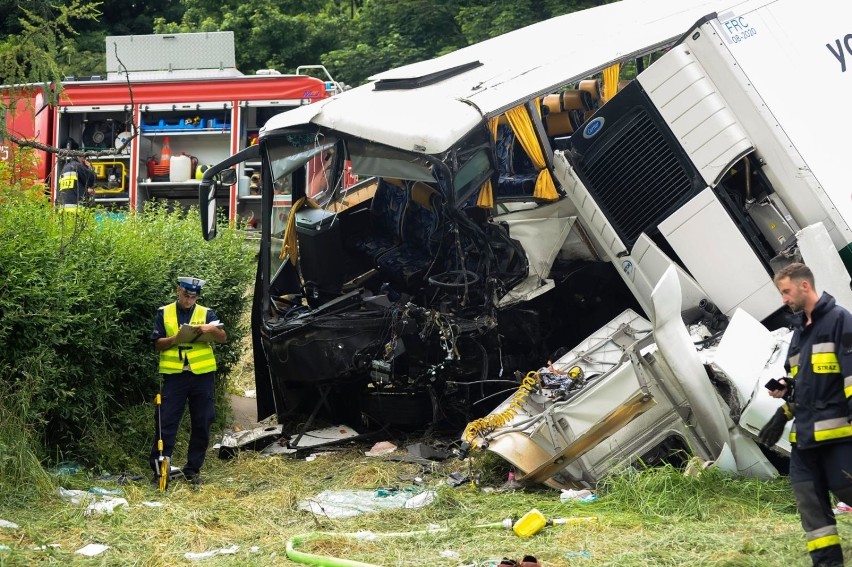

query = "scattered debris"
[[298, 488, 436, 518], [446, 472, 470, 487], [834, 502, 852, 514], [51, 462, 81, 476], [184, 545, 240, 561], [219, 425, 284, 459], [0, 519, 19, 529], [440, 549, 461, 559], [405, 442, 451, 461], [305, 452, 333, 462], [75, 543, 109, 557], [58, 487, 128, 515], [365, 441, 398, 457], [559, 489, 597, 503]]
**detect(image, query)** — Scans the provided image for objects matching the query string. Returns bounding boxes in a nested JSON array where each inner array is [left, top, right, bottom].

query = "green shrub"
[[0, 198, 254, 478]]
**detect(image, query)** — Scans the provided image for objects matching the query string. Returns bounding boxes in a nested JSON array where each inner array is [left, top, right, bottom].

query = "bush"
[[0, 197, 254, 477]]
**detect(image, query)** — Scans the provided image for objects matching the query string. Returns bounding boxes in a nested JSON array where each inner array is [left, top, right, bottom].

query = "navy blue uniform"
[[784, 293, 852, 566], [149, 303, 219, 479]]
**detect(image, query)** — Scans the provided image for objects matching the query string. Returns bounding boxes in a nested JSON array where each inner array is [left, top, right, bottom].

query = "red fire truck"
[[1, 32, 337, 226]]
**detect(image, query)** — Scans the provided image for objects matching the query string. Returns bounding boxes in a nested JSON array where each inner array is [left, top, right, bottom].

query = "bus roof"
[[264, 0, 766, 154]]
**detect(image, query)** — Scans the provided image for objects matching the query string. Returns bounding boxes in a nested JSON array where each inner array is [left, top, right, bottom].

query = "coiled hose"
[[463, 371, 539, 443], [286, 522, 506, 567]]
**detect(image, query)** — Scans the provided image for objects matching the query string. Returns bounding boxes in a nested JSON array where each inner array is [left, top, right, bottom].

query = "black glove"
[[758, 407, 788, 446]]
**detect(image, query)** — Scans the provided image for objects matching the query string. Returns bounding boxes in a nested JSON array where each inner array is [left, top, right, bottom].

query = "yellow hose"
[[463, 371, 539, 442]]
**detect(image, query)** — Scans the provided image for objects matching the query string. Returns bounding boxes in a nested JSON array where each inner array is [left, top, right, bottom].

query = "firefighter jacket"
[[158, 302, 217, 374], [784, 292, 852, 448]]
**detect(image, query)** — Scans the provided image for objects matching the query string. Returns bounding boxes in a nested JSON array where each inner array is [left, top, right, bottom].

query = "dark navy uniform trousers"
[[149, 370, 215, 478]]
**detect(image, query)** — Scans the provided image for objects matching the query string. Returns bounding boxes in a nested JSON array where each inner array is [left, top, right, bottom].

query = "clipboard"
[[173, 322, 224, 344]]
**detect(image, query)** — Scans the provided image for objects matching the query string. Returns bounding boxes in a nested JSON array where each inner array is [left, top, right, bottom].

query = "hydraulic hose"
[[285, 523, 506, 567]]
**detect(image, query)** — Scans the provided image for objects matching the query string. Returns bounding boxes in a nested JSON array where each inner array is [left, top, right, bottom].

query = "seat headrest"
[[561, 90, 594, 112], [410, 182, 438, 209], [578, 79, 601, 103]]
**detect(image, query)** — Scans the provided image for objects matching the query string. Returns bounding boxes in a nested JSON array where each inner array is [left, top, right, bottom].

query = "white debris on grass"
[[185, 545, 240, 560], [0, 519, 19, 529], [58, 487, 127, 515], [365, 441, 397, 457], [298, 489, 438, 518], [75, 543, 109, 556], [560, 488, 597, 502]]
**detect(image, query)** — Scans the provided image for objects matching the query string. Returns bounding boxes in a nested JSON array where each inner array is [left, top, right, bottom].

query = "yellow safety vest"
[[158, 302, 218, 374]]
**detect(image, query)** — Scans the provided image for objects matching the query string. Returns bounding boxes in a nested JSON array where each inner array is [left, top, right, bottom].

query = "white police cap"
[[177, 276, 205, 295]]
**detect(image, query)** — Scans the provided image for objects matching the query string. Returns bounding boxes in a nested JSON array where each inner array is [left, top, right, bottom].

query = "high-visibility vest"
[[158, 302, 217, 374]]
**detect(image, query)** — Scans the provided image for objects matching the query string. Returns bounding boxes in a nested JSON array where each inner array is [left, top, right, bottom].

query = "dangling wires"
[[463, 371, 539, 443]]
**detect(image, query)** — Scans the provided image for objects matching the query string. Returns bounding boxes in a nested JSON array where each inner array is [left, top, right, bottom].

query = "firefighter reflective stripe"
[[845, 375, 852, 397], [789, 353, 799, 377], [791, 365, 799, 377], [59, 171, 78, 190], [789, 423, 796, 444], [158, 303, 217, 374], [782, 404, 794, 420], [813, 417, 852, 442], [812, 342, 836, 353], [811, 352, 839, 374], [806, 526, 841, 552]]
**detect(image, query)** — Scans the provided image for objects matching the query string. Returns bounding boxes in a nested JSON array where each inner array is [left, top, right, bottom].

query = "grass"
[[0, 440, 843, 566]]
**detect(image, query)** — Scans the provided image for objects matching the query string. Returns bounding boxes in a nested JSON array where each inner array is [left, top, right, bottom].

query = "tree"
[[0, 0, 102, 157]]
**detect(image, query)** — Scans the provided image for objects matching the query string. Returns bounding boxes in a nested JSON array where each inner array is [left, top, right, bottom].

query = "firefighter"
[[759, 262, 852, 567], [56, 139, 96, 208], [149, 276, 226, 486]]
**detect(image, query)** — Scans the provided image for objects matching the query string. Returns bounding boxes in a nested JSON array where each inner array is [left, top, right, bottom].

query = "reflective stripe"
[[845, 376, 852, 398], [811, 352, 839, 374], [782, 404, 794, 420], [813, 417, 852, 442], [811, 342, 836, 353], [59, 171, 78, 190], [791, 365, 799, 377], [807, 534, 841, 552], [789, 353, 800, 367], [159, 303, 217, 374]]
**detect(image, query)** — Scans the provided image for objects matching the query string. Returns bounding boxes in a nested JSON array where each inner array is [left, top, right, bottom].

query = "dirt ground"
[[228, 394, 259, 429]]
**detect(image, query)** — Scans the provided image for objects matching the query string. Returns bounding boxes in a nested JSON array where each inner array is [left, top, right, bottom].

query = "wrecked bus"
[[200, 0, 852, 484]]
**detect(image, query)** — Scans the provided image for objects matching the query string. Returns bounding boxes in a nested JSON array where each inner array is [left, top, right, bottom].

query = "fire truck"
[[1, 31, 337, 227]]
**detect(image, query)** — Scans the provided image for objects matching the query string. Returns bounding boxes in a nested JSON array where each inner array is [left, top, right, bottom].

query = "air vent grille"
[[579, 108, 696, 246]]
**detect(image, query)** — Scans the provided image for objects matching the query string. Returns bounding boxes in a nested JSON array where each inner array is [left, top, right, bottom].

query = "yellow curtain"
[[602, 63, 621, 103], [279, 197, 306, 264], [476, 117, 500, 208], [504, 103, 558, 201]]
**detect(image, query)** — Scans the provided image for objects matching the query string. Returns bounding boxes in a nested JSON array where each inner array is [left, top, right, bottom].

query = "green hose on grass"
[[285, 522, 506, 566]]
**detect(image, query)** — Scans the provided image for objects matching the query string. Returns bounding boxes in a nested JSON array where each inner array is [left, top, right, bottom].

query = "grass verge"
[[0, 442, 838, 566]]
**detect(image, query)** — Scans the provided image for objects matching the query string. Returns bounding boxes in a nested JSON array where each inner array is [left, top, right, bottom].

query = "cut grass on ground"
[[0, 444, 843, 566]]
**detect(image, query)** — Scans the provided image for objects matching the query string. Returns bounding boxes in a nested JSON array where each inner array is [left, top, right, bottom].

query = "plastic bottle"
[[512, 508, 547, 538], [160, 136, 171, 168]]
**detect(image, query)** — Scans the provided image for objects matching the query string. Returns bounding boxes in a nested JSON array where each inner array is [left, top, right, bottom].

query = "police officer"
[[149, 276, 226, 486], [57, 139, 95, 208], [759, 262, 852, 567]]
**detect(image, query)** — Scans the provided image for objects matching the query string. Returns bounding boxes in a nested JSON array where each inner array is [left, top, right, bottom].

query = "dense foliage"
[[0, 153, 255, 484], [1, 0, 610, 90]]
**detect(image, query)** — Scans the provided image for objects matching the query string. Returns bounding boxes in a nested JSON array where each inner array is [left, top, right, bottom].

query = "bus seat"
[[376, 182, 443, 288], [542, 94, 562, 114], [351, 177, 409, 260], [545, 109, 584, 137], [495, 124, 539, 199], [561, 90, 594, 112], [578, 79, 602, 106]]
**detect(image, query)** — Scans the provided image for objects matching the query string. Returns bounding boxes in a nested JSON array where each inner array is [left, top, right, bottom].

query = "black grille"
[[581, 108, 695, 246]]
